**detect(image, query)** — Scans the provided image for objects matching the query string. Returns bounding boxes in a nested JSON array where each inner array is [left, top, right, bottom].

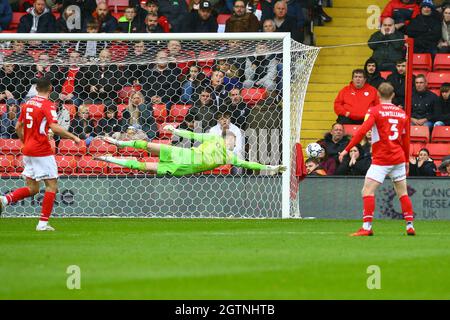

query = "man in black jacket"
[[364, 58, 385, 90], [18, 0, 57, 33], [84, 2, 118, 32], [386, 58, 413, 108], [411, 74, 438, 129], [433, 83, 450, 126], [273, 0, 302, 43], [182, 0, 218, 33], [317, 123, 350, 163]]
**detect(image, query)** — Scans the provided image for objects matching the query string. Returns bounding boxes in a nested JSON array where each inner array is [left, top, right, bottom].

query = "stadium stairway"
[[301, 0, 388, 147]]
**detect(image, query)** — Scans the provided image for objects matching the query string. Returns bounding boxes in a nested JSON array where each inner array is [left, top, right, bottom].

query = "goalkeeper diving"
[[95, 125, 286, 176]]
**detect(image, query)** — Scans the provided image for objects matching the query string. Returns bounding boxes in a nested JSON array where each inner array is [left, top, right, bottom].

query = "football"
[[306, 143, 323, 158]]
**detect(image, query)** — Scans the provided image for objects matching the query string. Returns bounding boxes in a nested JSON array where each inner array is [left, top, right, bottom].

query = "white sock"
[[37, 220, 48, 228], [406, 222, 414, 230], [363, 222, 372, 230]]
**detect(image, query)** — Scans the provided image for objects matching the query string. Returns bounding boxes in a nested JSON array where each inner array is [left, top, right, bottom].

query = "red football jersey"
[[18, 95, 58, 157], [345, 103, 408, 165]]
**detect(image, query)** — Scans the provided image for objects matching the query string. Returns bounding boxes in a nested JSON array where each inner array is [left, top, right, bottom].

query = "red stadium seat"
[[153, 104, 167, 123], [431, 126, 450, 142], [77, 156, 108, 174], [117, 85, 141, 104], [108, 0, 129, 13], [0, 49, 13, 57], [409, 142, 425, 156], [58, 139, 87, 155], [433, 53, 450, 71], [380, 71, 392, 79], [0, 155, 16, 173], [197, 51, 218, 67], [0, 104, 7, 115], [410, 126, 430, 143], [0, 139, 22, 155], [217, 14, 231, 24], [168, 104, 191, 122], [157, 122, 180, 139], [111, 12, 122, 20], [430, 89, 441, 97], [88, 138, 117, 155], [9, 12, 26, 30], [120, 146, 148, 157], [86, 104, 105, 120], [241, 88, 268, 105], [55, 155, 78, 174], [413, 70, 428, 78], [413, 53, 432, 72], [109, 42, 129, 62], [202, 66, 213, 77], [343, 124, 361, 137], [425, 143, 450, 160], [426, 72, 450, 89]]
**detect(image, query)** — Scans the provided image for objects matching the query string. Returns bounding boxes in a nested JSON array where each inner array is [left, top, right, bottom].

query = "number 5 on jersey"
[[26, 108, 33, 128]]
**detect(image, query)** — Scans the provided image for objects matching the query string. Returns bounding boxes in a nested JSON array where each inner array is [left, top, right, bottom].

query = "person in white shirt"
[[208, 110, 244, 160]]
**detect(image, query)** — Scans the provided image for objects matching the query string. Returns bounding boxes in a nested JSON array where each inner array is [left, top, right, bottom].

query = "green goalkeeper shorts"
[[157, 144, 200, 177]]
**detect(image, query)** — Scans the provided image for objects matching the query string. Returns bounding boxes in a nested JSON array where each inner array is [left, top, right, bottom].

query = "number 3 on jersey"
[[388, 118, 399, 140], [26, 107, 33, 128]]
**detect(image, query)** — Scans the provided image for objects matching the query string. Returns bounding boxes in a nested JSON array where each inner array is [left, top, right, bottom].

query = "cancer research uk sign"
[[299, 177, 450, 220]]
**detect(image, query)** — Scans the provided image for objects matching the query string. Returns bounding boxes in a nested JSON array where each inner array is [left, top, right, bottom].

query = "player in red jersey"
[[0, 78, 81, 231], [339, 82, 415, 236]]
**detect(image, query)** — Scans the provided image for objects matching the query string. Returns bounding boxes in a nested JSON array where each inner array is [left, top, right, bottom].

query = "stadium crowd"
[[307, 0, 450, 177]]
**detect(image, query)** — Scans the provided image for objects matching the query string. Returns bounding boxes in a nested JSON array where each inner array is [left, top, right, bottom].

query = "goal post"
[[0, 33, 320, 219]]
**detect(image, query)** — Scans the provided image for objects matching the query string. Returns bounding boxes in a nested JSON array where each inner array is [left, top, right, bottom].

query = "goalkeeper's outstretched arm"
[[165, 125, 218, 143], [230, 153, 287, 173]]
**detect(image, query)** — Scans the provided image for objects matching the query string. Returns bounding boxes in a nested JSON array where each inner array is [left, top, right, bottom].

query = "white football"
[[306, 143, 323, 158]]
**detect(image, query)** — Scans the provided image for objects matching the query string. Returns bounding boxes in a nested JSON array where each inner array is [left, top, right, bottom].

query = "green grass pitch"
[[1, 218, 450, 299]]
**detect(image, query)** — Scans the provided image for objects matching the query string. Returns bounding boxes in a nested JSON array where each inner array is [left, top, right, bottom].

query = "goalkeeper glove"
[[266, 165, 287, 173]]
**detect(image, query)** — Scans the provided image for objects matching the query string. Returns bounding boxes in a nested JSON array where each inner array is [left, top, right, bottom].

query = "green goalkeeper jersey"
[[171, 129, 268, 173]]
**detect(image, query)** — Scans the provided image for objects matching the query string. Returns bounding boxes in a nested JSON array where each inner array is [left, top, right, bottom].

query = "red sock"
[[5, 187, 31, 204], [399, 195, 414, 222], [363, 195, 375, 223], [40, 191, 56, 222]]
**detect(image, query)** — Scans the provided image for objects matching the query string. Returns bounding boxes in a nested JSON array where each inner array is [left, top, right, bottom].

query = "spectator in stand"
[[223, 88, 251, 130], [380, 0, 420, 32], [158, 0, 189, 33], [262, 18, 276, 32], [316, 143, 336, 175], [69, 104, 96, 146], [409, 148, 437, 176], [202, 68, 229, 108], [364, 58, 385, 89], [246, 0, 274, 22], [141, 49, 181, 107], [438, 155, 450, 176], [96, 107, 123, 137], [411, 74, 438, 129], [123, 41, 151, 87], [131, 0, 170, 33], [18, 0, 57, 33], [182, 0, 218, 33], [188, 0, 202, 12], [59, 50, 82, 106], [335, 144, 371, 176], [24, 53, 65, 101], [209, 110, 245, 160], [225, 0, 260, 32], [143, 12, 165, 33], [368, 17, 405, 72], [334, 69, 380, 125], [0, 63, 27, 103], [437, 5, 450, 53], [118, 6, 144, 33], [121, 91, 158, 141], [6, 41, 34, 66], [272, 0, 302, 42], [84, 1, 118, 33], [405, 1, 441, 54], [113, 124, 149, 141], [243, 43, 279, 91], [386, 58, 410, 108], [75, 48, 120, 105], [75, 20, 108, 59], [48, 92, 71, 147], [56, 5, 83, 32], [360, 130, 372, 159], [433, 82, 450, 126], [166, 40, 195, 75], [285, 0, 306, 39], [187, 87, 217, 131], [0, 0, 12, 31], [216, 59, 243, 91], [181, 64, 206, 104], [317, 123, 350, 163], [305, 158, 327, 176], [0, 100, 20, 139]]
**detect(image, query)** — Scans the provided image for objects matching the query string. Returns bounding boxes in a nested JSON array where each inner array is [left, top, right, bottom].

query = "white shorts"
[[22, 155, 58, 181], [366, 163, 406, 184]]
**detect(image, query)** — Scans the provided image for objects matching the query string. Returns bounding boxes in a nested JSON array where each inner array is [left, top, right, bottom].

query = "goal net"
[[0, 33, 319, 218]]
